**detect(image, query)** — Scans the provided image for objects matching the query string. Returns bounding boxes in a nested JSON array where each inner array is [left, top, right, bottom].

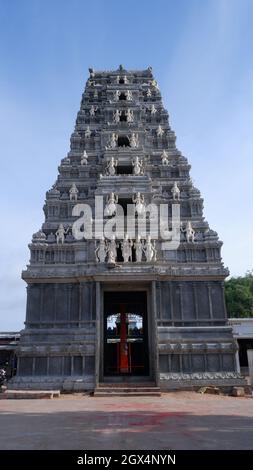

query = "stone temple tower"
[[11, 66, 244, 392]]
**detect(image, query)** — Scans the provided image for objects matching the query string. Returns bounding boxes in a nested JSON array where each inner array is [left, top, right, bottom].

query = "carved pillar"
[[95, 281, 101, 386], [39, 284, 44, 324], [169, 282, 174, 325], [207, 283, 213, 320], [54, 284, 58, 324], [193, 283, 198, 321], [179, 283, 183, 322], [152, 280, 160, 386], [221, 281, 227, 320], [32, 357, 36, 376], [67, 285, 72, 322]]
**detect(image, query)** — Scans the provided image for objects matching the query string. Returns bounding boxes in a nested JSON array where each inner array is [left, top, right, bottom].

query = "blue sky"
[[0, 0, 253, 329]]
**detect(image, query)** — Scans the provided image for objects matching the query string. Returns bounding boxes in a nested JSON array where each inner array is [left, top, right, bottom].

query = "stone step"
[[1, 390, 61, 399], [94, 383, 161, 397], [98, 382, 157, 388], [94, 392, 161, 397]]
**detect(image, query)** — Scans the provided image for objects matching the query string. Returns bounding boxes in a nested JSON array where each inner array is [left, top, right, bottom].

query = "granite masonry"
[[10, 66, 245, 391]]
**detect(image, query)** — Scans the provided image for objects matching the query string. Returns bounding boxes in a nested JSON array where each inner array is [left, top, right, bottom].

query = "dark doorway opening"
[[118, 136, 130, 147], [120, 111, 127, 122], [119, 92, 126, 100], [104, 291, 149, 376], [116, 165, 133, 175], [238, 338, 253, 367], [117, 198, 133, 216]]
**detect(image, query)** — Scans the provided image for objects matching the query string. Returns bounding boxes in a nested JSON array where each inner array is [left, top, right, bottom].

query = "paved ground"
[[0, 392, 253, 450]]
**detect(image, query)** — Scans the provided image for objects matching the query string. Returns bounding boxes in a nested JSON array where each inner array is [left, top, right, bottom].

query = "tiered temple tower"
[[11, 66, 244, 391]]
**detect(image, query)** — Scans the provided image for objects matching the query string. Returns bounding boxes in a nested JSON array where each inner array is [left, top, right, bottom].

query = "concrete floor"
[[0, 391, 253, 450]]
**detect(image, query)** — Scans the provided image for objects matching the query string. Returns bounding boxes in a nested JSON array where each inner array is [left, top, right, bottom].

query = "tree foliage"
[[225, 271, 253, 318]]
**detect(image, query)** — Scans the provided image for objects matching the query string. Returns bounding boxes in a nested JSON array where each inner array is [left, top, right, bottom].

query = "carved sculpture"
[[114, 90, 120, 101], [150, 104, 157, 115], [147, 89, 152, 97], [126, 109, 134, 122], [126, 90, 133, 101], [56, 224, 68, 245], [171, 182, 180, 201], [132, 192, 145, 216], [161, 150, 169, 165], [95, 238, 107, 263], [85, 126, 91, 138], [185, 221, 195, 243], [121, 234, 133, 263], [89, 105, 97, 116], [132, 156, 144, 175], [156, 125, 164, 137], [80, 150, 88, 165], [105, 192, 118, 216], [69, 183, 79, 202], [134, 236, 144, 262], [129, 133, 139, 148], [106, 133, 118, 149], [113, 109, 121, 123], [143, 235, 157, 262], [107, 236, 117, 263], [106, 156, 118, 176]]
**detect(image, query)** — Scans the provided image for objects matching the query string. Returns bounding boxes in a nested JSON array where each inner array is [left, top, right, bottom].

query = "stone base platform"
[[1, 390, 60, 399]]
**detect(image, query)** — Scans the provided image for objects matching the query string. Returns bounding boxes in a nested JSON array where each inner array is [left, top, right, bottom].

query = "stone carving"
[[129, 133, 139, 148], [85, 126, 91, 138], [106, 133, 118, 149], [126, 90, 133, 101], [132, 156, 144, 175], [171, 182, 180, 201], [107, 236, 117, 263], [143, 235, 157, 262], [106, 156, 118, 176], [17, 67, 241, 394], [121, 234, 133, 263], [56, 224, 69, 245], [151, 79, 159, 90], [126, 109, 134, 122], [156, 125, 164, 137], [132, 192, 145, 216], [89, 67, 95, 78], [89, 105, 97, 116], [181, 221, 195, 243], [69, 183, 79, 201], [105, 192, 118, 216], [114, 90, 120, 101], [160, 372, 242, 381], [80, 150, 88, 165], [32, 230, 47, 244], [95, 238, 107, 263], [150, 104, 157, 115], [116, 75, 128, 84], [47, 232, 56, 243], [113, 109, 121, 123], [161, 150, 169, 165], [134, 236, 144, 262]]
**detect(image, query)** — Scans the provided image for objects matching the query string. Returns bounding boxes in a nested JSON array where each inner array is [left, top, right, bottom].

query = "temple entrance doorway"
[[103, 291, 149, 377]]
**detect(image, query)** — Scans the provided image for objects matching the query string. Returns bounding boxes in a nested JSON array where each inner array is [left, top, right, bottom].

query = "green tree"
[[225, 271, 253, 317]]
